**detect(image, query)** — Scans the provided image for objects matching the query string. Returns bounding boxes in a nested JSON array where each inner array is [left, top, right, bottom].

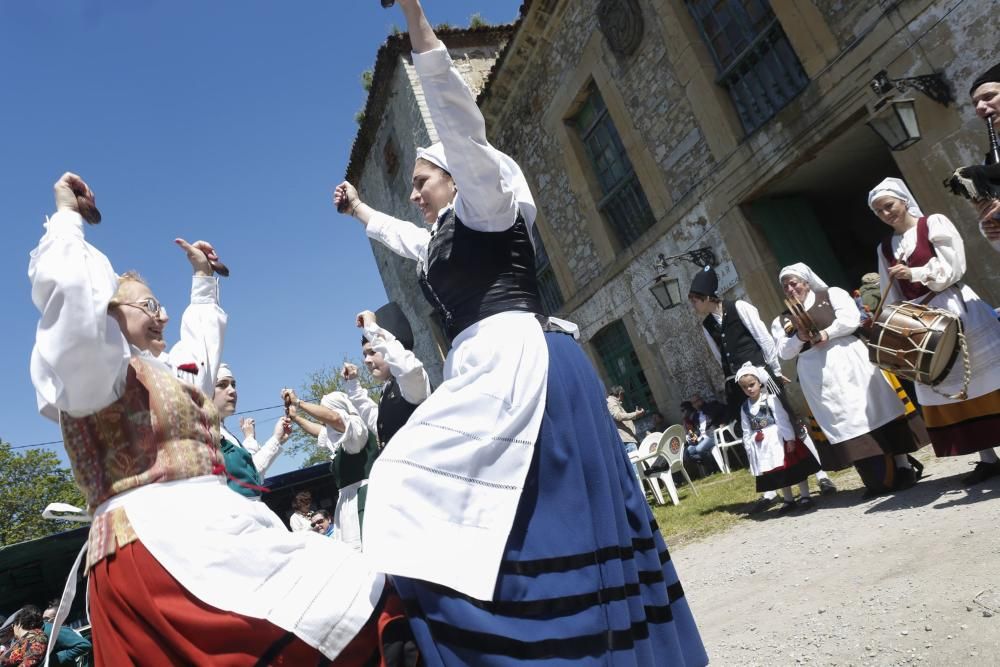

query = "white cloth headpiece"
[[735, 362, 770, 386], [217, 363, 233, 381], [415, 141, 538, 226], [867, 177, 924, 218], [779, 263, 829, 292]]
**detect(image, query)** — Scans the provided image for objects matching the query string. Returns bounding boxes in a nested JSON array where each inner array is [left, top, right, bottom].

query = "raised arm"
[[400, 1, 522, 232], [29, 173, 130, 420], [362, 321, 431, 405], [342, 363, 380, 436], [167, 240, 227, 396], [334, 181, 431, 263]]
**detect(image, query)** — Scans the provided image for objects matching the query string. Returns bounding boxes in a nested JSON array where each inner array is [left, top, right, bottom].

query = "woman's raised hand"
[[175, 239, 219, 277], [334, 181, 361, 215], [53, 172, 101, 224]]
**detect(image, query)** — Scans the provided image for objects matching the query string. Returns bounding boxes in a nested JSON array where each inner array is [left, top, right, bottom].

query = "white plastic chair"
[[630, 433, 666, 505], [645, 425, 699, 505], [711, 420, 744, 474]]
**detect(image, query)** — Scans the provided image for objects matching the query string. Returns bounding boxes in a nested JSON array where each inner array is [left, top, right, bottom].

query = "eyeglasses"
[[311, 520, 325, 528], [116, 297, 164, 318]]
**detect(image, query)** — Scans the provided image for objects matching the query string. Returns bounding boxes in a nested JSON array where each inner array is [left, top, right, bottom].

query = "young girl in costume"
[[737, 363, 821, 514]]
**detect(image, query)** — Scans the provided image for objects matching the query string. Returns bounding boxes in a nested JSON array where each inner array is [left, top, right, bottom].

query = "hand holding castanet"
[[53, 172, 101, 224]]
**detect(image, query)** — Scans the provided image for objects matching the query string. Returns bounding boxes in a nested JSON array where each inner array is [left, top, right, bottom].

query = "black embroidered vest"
[[376, 378, 418, 447], [418, 208, 543, 341], [702, 300, 765, 376]]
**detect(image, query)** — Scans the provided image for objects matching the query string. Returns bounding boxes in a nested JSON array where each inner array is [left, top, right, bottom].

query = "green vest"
[[330, 432, 380, 531], [220, 434, 263, 498]]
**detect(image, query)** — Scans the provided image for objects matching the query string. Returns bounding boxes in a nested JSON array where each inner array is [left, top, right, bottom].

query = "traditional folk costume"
[[217, 364, 286, 499], [736, 364, 820, 511], [316, 392, 380, 552], [345, 302, 431, 448], [29, 210, 398, 666], [771, 264, 926, 486], [870, 178, 1000, 473], [360, 44, 707, 666], [690, 266, 785, 420]]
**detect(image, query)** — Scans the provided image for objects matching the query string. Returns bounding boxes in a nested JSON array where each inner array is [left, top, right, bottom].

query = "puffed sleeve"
[[366, 212, 431, 264], [319, 393, 369, 455], [909, 214, 965, 292], [412, 45, 520, 232], [166, 276, 227, 397], [823, 287, 861, 340], [29, 210, 130, 420], [735, 300, 782, 375], [363, 321, 431, 406], [344, 377, 380, 437]]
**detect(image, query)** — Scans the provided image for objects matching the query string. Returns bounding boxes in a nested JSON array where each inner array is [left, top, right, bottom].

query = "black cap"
[[970, 62, 1000, 96], [373, 302, 415, 351], [688, 265, 719, 298]]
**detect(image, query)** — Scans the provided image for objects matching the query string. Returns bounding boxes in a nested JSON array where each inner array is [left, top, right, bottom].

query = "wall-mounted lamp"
[[865, 69, 953, 151], [649, 246, 717, 310], [649, 275, 682, 310], [866, 97, 921, 151]]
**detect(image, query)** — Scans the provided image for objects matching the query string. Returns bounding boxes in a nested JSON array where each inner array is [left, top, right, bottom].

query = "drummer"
[[869, 177, 1000, 485], [770, 263, 927, 493]]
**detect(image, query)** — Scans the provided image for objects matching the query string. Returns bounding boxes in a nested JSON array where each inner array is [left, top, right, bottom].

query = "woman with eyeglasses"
[[29, 173, 403, 665]]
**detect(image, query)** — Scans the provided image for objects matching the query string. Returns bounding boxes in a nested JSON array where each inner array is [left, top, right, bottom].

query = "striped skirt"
[[392, 331, 708, 666]]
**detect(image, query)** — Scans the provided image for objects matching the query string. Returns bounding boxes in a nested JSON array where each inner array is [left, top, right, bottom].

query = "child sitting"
[[736, 363, 822, 514]]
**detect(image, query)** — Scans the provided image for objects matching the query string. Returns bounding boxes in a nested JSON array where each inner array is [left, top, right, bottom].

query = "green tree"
[[469, 13, 488, 28], [283, 361, 382, 466], [0, 441, 87, 546]]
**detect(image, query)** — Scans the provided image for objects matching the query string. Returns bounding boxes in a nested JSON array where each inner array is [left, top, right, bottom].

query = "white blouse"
[[29, 209, 226, 421], [877, 214, 965, 304]]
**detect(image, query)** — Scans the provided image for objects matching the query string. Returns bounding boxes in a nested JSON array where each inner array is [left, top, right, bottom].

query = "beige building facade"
[[348, 0, 1000, 423]]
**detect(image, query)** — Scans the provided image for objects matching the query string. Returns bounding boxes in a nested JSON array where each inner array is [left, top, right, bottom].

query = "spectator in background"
[[311, 510, 335, 537], [289, 490, 315, 532], [644, 411, 668, 438], [607, 386, 645, 475], [41, 602, 91, 667], [0, 606, 47, 667], [685, 393, 725, 469], [858, 272, 882, 312]]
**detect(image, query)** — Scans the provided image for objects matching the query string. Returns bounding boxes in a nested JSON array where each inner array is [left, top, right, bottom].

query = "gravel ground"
[[672, 452, 1000, 666]]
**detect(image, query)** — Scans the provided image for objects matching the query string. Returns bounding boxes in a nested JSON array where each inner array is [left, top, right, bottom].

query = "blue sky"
[[0, 0, 522, 474]]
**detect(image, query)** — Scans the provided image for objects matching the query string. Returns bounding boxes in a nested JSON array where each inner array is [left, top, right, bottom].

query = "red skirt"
[[89, 539, 411, 666]]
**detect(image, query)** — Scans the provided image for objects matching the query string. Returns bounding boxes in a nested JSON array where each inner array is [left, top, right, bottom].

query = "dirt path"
[[672, 452, 1000, 666]]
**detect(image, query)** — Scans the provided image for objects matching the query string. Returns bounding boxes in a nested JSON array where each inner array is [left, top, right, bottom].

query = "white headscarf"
[[217, 363, 233, 381], [415, 141, 538, 226], [779, 263, 829, 291], [867, 177, 924, 218], [735, 361, 770, 386]]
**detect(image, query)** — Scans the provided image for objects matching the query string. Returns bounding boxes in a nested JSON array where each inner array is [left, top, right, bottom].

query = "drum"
[[867, 302, 961, 385]]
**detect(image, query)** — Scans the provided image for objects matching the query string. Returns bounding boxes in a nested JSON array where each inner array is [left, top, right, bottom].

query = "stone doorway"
[[745, 121, 903, 293]]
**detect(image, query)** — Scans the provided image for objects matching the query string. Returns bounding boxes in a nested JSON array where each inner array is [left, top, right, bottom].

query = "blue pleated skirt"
[[392, 331, 708, 666]]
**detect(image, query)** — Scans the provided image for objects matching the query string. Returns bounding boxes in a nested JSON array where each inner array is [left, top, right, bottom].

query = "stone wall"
[[473, 0, 1000, 421]]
